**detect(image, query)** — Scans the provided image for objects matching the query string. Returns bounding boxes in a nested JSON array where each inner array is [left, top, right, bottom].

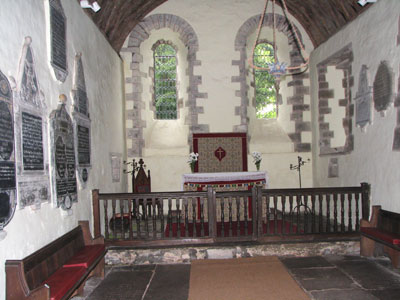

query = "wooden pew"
[[6, 221, 106, 300], [360, 205, 400, 267]]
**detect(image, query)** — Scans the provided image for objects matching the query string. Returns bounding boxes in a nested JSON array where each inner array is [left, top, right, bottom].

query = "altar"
[[182, 171, 268, 219]]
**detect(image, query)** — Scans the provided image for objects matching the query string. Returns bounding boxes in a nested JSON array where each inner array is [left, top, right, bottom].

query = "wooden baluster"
[[200, 196, 205, 237], [207, 188, 216, 239], [128, 199, 133, 240], [256, 188, 263, 238], [289, 195, 293, 234], [355, 193, 360, 231], [304, 195, 308, 233], [253, 187, 260, 238], [144, 199, 149, 238], [318, 194, 323, 233], [177, 197, 181, 238], [266, 195, 270, 235], [282, 196, 286, 235], [348, 193, 353, 232], [326, 194, 331, 233], [112, 199, 116, 238], [244, 196, 248, 236], [273, 195, 278, 234], [185, 198, 189, 237], [229, 197, 233, 237], [136, 198, 141, 238], [236, 196, 241, 235], [104, 199, 109, 240], [333, 193, 338, 232], [119, 199, 124, 239], [340, 194, 345, 232], [192, 197, 197, 237], [160, 197, 165, 238], [152, 197, 157, 239], [220, 197, 225, 237], [311, 194, 316, 234], [168, 197, 173, 238], [296, 195, 301, 234]]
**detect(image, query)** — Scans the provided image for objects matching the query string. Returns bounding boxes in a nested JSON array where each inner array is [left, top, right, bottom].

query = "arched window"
[[253, 42, 277, 119], [153, 43, 177, 119]]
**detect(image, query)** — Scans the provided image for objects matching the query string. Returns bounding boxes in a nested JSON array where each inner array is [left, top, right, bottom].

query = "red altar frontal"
[[182, 171, 268, 219]]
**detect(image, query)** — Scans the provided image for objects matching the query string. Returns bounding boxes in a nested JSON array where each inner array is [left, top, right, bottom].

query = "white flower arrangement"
[[188, 152, 199, 172], [252, 151, 262, 170]]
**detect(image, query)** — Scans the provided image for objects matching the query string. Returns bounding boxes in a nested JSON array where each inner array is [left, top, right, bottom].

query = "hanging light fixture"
[[249, 0, 309, 81]]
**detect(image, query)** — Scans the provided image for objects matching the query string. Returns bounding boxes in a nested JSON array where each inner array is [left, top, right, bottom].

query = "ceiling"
[[80, 0, 372, 53]]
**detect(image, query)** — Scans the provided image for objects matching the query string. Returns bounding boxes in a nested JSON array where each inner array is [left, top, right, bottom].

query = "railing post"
[[361, 182, 370, 221], [207, 187, 216, 239], [92, 189, 101, 238], [252, 186, 259, 239]]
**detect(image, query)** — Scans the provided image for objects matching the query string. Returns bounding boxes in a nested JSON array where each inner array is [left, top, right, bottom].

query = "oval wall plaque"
[[373, 61, 393, 112]]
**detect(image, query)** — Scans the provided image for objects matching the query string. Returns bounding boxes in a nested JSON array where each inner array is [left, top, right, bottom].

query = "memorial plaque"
[[0, 101, 14, 161], [0, 192, 11, 223], [0, 69, 16, 228], [374, 61, 393, 113], [77, 89, 88, 116], [77, 125, 90, 165], [50, 3, 66, 70], [22, 112, 44, 170], [50, 98, 77, 209], [49, 0, 67, 82]]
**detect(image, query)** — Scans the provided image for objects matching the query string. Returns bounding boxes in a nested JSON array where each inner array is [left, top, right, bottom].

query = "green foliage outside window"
[[154, 43, 177, 119], [253, 43, 277, 119]]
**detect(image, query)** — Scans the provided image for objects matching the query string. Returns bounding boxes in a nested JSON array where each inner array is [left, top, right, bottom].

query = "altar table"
[[182, 171, 268, 219]]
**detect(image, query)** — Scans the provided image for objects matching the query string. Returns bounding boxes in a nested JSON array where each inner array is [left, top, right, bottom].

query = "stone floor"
[[72, 255, 400, 300]]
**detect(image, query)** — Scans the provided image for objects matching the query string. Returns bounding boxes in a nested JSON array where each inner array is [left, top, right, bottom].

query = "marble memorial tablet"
[[22, 112, 44, 171], [49, 0, 68, 82]]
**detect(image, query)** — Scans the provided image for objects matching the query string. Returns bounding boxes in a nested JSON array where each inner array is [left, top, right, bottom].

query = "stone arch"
[[121, 14, 207, 157], [233, 13, 311, 152]]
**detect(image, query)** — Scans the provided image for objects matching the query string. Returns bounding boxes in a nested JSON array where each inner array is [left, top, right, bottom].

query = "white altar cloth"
[[182, 171, 268, 190]]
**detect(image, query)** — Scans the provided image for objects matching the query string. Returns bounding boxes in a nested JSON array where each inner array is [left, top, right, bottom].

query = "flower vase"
[[256, 161, 260, 171], [190, 162, 195, 173]]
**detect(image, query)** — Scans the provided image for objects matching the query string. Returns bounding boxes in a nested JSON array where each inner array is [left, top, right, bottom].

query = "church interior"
[[1, 0, 400, 299]]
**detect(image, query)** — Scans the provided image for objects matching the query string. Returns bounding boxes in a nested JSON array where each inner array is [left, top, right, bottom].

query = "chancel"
[[2, 0, 400, 300]]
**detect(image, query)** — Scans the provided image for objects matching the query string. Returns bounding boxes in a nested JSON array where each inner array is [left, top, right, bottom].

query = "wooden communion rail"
[[92, 183, 370, 247]]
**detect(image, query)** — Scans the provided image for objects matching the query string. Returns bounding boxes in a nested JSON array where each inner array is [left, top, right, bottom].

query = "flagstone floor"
[[72, 255, 400, 300]]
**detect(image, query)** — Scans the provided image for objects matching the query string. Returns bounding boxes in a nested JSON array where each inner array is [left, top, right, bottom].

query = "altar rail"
[[92, 183, 370, 247]]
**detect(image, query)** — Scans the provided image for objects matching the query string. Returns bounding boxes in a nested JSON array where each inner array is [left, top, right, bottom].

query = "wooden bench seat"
[[6, 221, 106, 300], [360, 205, 400, 267]]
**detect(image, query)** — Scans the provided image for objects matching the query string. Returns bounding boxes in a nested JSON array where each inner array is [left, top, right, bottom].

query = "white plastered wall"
[[0, 1, 126, 299], [310, 0, 400, 212], [126, 0, 314, 190]]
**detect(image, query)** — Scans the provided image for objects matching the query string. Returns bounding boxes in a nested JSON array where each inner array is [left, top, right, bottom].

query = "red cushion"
[[63, 245, 105, 269], [43, 267, 86, 300], [361, 227, 400, 245]]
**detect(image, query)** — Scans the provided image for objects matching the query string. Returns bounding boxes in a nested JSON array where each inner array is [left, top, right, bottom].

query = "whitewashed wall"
[[310, 0, 400, 212], [124, 0, 314, 191], [0, 1, 126, 299]]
